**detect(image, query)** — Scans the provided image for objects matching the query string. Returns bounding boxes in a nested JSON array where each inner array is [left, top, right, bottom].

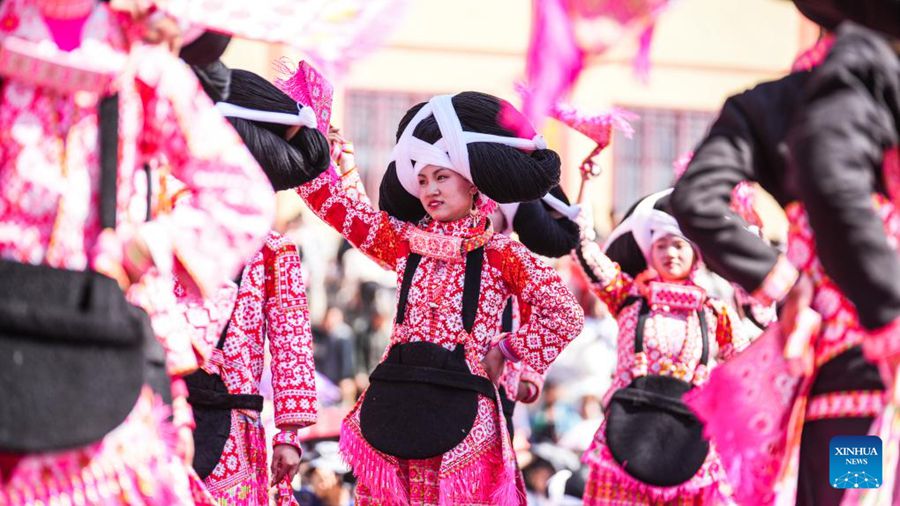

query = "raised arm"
[[571, 231, 634, 315], [671, 82, 801, 305], [297, 173, 407, 270]]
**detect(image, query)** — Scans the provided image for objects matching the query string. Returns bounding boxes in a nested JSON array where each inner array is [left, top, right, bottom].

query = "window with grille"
[[343, 90, 431, 204], [611, 108, 715, 215]]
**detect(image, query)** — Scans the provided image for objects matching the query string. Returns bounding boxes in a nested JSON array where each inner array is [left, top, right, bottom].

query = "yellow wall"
[[224, 0, 815, 237]]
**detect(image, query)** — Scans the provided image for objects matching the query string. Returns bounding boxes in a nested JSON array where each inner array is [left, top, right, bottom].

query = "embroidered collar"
[[646, 280, 706, 312], [408, 214, 493, 262]]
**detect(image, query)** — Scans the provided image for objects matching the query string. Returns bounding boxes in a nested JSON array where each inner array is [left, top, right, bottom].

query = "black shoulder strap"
[[144, 164, 153, 222], [394, 247, 485, 334], [98, 94, 119, 229], [395, 253, 423, 325], [501, 297, 514, 333], [698, 306, 710, 366], [619, 294, 642, 314], [742, 303, 765, 330], [633, 299, 652, 355], [461, 246, 485, 334], [215, 270, 245, 350], [633, 298, 710, 367]]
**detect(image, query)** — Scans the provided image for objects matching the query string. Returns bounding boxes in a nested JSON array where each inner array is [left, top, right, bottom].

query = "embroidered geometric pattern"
[[806, 390, 886, 421], [648, 281, 705, 311], [203, 232, 317, 501], [298, 173, 583, 503]]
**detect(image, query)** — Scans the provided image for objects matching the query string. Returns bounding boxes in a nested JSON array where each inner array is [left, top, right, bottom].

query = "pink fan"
[[552, 101, 636, 183]]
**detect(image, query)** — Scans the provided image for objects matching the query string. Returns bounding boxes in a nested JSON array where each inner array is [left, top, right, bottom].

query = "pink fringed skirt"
[[582, 431, 732, 506], [0, 388, 214, 505]]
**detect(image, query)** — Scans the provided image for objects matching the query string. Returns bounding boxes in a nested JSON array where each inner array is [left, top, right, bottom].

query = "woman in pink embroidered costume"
[[0, 0, 275, 504], [574, 190, 744, 505], [297, 91, 584, 505], [187, 68, 327, 506]]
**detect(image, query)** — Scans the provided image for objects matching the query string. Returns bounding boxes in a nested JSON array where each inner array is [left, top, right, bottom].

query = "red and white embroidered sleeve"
[[264, 236, 318, 429], [137, 47, 274, 298], [500, 240, 584, 375], [572, 237, 633, 315], [297, 174, 406, 269]]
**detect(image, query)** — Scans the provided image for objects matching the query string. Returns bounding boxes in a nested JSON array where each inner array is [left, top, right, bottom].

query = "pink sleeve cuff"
[[751, 255, 799, 307], [863, 316, 900, 363], [498, 338, 521, 363], [272, 430, 303, 450]]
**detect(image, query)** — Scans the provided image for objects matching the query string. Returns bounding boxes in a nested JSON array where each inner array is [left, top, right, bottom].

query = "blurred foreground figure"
[[0, 0, 274, 504]]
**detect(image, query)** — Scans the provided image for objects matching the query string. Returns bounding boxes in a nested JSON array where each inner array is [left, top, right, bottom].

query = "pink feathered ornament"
[[553, 102, 636, 180]]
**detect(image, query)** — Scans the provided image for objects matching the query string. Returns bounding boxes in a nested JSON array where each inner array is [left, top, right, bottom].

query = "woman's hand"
[[482, 346, 506, 384], [270, 444, 302, 486]]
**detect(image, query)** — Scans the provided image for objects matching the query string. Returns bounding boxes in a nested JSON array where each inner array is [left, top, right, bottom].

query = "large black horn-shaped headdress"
[[496, 185, 580, 258], [219, 69, 330, 191], [379, 91, 562, 222]]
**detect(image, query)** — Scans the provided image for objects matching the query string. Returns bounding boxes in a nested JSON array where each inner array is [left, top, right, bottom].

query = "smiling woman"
[[572, 189, 747, 504], [297, 91, 584, 505]]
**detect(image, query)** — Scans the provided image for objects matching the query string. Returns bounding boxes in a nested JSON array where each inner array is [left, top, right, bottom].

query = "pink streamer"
[[684, 325, 804, 505], [522, 0, 672, 127], [523, 0, 584, 127]]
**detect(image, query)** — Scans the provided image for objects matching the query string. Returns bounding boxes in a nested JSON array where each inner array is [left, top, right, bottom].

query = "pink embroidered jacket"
[[0, 0, 274, 374], [298, 173, 583, 503], [574, 238, 743, 499], [574, 239, 743, 396], [201, 231, 317, 488]]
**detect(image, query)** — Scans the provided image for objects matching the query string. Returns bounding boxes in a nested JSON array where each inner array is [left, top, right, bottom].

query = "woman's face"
[[649, 234, 695, 281], [417, 165, 476, 222]]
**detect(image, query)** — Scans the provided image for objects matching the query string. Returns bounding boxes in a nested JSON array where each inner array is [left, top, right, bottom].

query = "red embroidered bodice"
[[298, 173, 584, 376], [574, 239, 742, 398]]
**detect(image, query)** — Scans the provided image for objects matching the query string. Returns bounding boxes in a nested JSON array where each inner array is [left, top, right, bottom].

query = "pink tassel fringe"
[[338, 423, 409, 506]]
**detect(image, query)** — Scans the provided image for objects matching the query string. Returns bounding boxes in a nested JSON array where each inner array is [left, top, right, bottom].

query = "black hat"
[[221, 69, 330, 191], [793, 0, 899, 38], [379, 91, 562, 222]]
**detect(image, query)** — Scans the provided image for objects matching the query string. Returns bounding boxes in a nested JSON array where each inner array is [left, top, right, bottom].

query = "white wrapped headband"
[[496, 192, 579, 235], [601, 188, 684, 262], [215, 101, 318, 129], [390, 94, 548, 197]]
